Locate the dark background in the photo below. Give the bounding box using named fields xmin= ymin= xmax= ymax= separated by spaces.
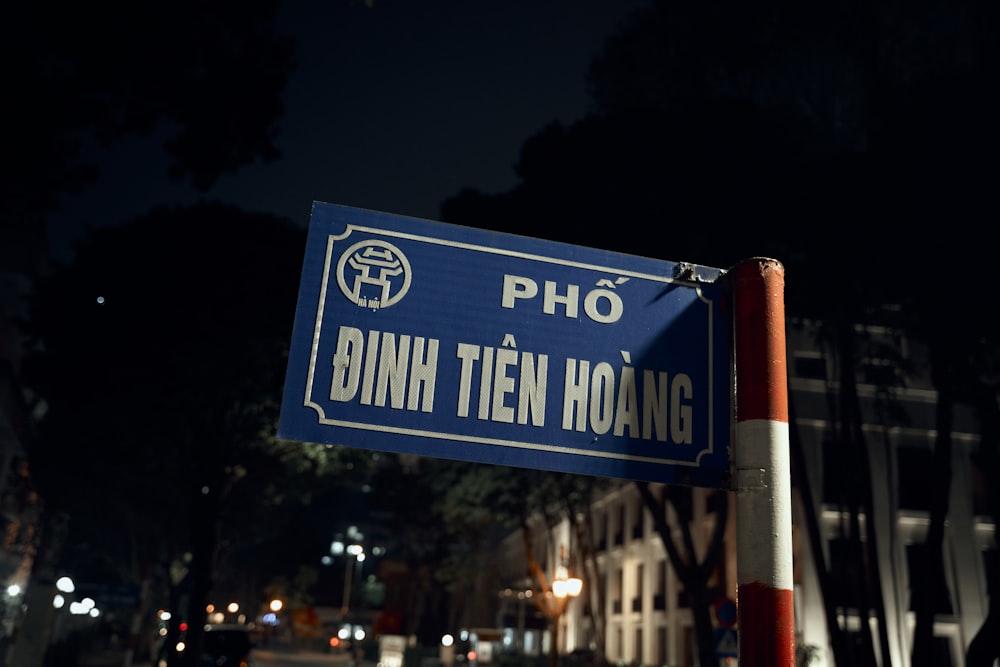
xmin=2 ymin=1 xmax=998 ymax=665
xmin=30 ymin=0 xmax=649 ymax=261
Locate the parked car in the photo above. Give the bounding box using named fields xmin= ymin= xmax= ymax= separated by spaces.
xmin=566 ymin=648 xmax=602 ymax=667
xmin=199 ymin=624 xmax=255 ymax=667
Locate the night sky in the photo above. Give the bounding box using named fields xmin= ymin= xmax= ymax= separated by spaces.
xmin=44 ymin=0 xmax=649 ymax=261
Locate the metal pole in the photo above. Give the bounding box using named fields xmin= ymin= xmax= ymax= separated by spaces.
xmin=731 ymin=258 xmax=795 ymax=667
xmin=342 ymin=555 xmax=355 ymax=618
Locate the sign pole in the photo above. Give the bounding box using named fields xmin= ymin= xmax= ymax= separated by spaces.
xmin=731 ymin=258 xmax=795 ymax=667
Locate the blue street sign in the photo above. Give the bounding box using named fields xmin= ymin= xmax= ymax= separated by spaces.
xmin=714 ymin=627 xmax=739 ymax=658
xmin=278 ymin=203 xmax=732 ymax=486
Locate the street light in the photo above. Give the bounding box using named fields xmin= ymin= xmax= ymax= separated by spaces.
xmin=551 ymin=575 xmax=582 ymax=600
xmin=341 ymin=544 xmax=364 ymax=617
xmin=547 ymin=571 xmax=582 ymax=667
xmin=530 ymin=546 xmax=583 ymax=667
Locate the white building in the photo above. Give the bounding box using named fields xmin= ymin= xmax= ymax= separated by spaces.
xmin=493 ymin=318 xmax=994 ymax=667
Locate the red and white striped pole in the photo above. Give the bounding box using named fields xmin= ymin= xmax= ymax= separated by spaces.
xmin=731 ymin=258 xmax=795 ymax=667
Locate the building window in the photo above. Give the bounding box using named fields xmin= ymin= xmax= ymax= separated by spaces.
xmin=654 ymin=561 xmax=666 ymax=611
xmin=822 ymin=437 xmax=852 ymax=505
xmin=858 ymin=326 xmax=906 ymax=387
xmin=984 ymin=548 xmax=998 ymax=596
xmin=595 ymin=510 xmax=607 ymax=551
xmin=971 ymin=465 xmax=990 ymax=518
xmin=612 ymin=568 xmax=623 ymax=615
xmin=632 ymin=563 xmax=644 ymax=612
xmin=634 ymin=627 xmax=642 ymax=664
xmin=931 ymin=636 xmax=956 ymax=667
xmin=860 ymin=357 xmax=899 ymax=386
xmin=843 ymin=629 xmax=867 ymax=661
xmin=827 ymin=537 xmax=872 ymax=612
xmin=656 ymin=626 xmax=667 ymax=666
xmin=906 ymin=543 xmax=953 ymax=615
xmin=897 ymin=446 xmax=934 ymax=512
xmin=793 ymin=353 xmax=827 ymax=380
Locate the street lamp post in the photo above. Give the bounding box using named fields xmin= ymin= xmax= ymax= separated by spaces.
xmin=527 ymin=545 xmax=582 ymax=667
xmin=341 ymin=544 xmax=364 ymax=618
xmin=547 ymin=571 xmax=582 ymax=667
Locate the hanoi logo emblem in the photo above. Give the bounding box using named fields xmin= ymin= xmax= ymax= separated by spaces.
xmin=336 ymin=239 xmax=412 ymax=311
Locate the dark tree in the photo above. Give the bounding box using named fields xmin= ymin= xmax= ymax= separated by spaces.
xmin=636 ymin=483 xmax=728 ymax=667
xmin=3 ymin=2 xmax=294 ymax=662
xmin=1 ymin=0 xmax=293 ymax=239
xmin=21 ymin=204 xmax=314 ymax=665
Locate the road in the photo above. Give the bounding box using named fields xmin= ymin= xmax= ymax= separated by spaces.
xmin=253 ymin=649 xmax=376 ymax=667
xmin=78 ymin=646 xmax=371 ymax=667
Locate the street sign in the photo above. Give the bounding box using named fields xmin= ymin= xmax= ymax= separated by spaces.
xmin=714 ymin=627 xmax=739 ymax=659
xmin=714 ymin=596 xmax=738 ymax=628
xmin=278 ymin=203 xmax=732 ymax=486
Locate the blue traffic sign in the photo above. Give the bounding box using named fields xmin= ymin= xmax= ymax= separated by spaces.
xmin=714 ymin=627 xmax=739 ymax=658
xmin=278 ymin=203 xmax=732 ymax=486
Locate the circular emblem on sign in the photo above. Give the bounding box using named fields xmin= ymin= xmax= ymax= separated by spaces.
xmin=336 ymin=239 xmax=412 ymax=310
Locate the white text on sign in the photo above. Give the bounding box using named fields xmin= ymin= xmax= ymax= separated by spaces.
xmin=501 ymin=274 xmax=625 ymax=324
xmin=327 ymin=326 xmax=694 ymax=445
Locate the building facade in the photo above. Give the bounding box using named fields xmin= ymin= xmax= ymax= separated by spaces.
xmin=494 ymin=318 xmax=994 ymax=667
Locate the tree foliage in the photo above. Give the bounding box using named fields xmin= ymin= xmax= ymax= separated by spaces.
xmin=429 ymin=461 xmax=613 ymax=656
xmin=430 ymin=459 xmax=548 ymax=626
xmin=635 ymin=483 xmax=727 ymax=667
xmin=21 ymin=203 xmax=360 ymax=663
xmin=2 ymin=0 xmax=293 ymax=234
